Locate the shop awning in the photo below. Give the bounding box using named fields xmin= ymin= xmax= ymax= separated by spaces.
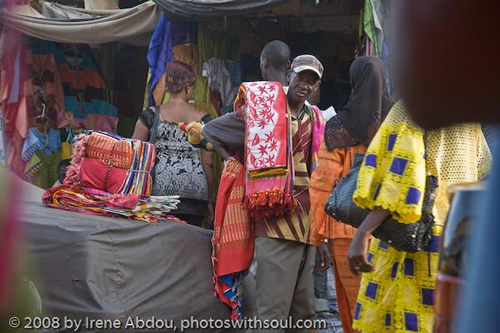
xmin=152 ymin=0 xmax=286 ymax=18
xmin=0 ymin=1 xmax=162 ymax=46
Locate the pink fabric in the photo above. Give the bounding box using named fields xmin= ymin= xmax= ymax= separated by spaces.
xmin=82 ymin=187 xmax=109 ymax=196
xmin=79 ymin=158 xmax=127 ymax=194
xmin=101 ymin=194 xmax=140 ymax=209
xmin=310 ymin=105 xmax=325 ymax=170
xmin=64 ymin=133 xmax=88 ymax=185
xmin=92 ymin=114 xmax=118 ymax=134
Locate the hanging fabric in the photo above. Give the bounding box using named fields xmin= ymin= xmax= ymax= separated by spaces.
xmin=1 ymin=28 xmax=29 ymax=175
xmin=147 ymin=14 xmax=173 ymax=106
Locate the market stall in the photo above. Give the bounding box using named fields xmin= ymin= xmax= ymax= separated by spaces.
xmin=0 ymin=1 xmax=160 ymax=184
xmin=0 ymin=0 xmax=396 ymax=329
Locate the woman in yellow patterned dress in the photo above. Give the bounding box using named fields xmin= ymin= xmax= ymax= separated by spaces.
xmin=347 ymin=101 xmax=491 ymax=333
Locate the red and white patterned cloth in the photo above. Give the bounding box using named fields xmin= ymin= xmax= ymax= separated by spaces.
xmin=234 ymin=82 xmax=293 ymax=218
xmin=235 ymin=82 xmax=288 ymax=173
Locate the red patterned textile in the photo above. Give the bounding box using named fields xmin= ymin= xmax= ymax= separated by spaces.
xmin=212 ymin=157 xmax=253 ymax=320
xmin=234 ymin=82 xmax=293 ymax=219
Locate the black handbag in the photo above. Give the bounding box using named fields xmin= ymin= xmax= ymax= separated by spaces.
xmin=325 ymin=153 xmax=438 ymax=253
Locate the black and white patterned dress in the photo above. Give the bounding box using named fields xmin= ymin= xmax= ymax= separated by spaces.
xmin=139 ymin=109 xmax=212 ymax=224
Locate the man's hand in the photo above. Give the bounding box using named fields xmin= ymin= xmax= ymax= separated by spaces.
xmin=315 ymin=242 xmax=331 ymax=271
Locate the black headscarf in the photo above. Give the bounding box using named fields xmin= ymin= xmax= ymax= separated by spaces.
xmin=335 ymin=56 xmax=393 ymax=146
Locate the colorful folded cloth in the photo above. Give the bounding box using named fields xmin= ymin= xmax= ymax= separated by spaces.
xmin=42 ymin=184 xmax=183 ymax=224
xmin=65 ymin=131 xmax=155 ymax=196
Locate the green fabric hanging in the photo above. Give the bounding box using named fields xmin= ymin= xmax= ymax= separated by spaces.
xmin=363 ymin=0 xmax=379 ymax=56
xmin=197 ymin=25 xmax=224 ymax=73
xmin=194 ymin=75 xmax=210 ymax=103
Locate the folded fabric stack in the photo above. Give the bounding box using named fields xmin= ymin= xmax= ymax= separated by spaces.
xmin=43 ymin=131 xmax=185 ymax=223
xmin=65 ymin=131 xmax=155 ymax=196
xmin=43 ymin=185 xmax=183 ymax=224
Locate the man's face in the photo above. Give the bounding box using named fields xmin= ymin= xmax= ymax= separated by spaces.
xmin=288 ymin=71 xmax=320 ymax=103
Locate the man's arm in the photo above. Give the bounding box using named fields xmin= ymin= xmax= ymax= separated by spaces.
xmin=202 ymin=112 xmax=245 ymax=160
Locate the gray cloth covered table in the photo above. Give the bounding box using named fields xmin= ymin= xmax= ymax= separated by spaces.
xmin=18 ymin=183 xmax=230 ymax=332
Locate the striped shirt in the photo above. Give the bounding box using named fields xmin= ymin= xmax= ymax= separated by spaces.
xmin=254 ymin=108 xmax=313 ymax=244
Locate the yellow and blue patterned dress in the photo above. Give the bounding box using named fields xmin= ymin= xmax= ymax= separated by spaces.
xmin=351 ymin=102 xmax=491 ymax=333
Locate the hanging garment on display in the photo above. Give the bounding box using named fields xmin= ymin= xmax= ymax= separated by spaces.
xmin=173 ymin=43 xmax=198 ymax=75
xmin=147 ymin=19 xmax=198 ymax=106
xmin=33 ymin=150 xmax=61 ymax=189
xmin=1 ymin=28 xmax=30 ymax=174
xmin=27 ymin=38 xmax=118 ymax=133
xmin=27 ymin=38 xmax=65 ymax=130
xmin=54 ymin=43 xmax=118 ymax=133
xmin=147 ymin=14 xmax=173 ymax=106
xmin=202 ymin=58 xmax=234 ymax=115
xmin=224 ymin=60 xmax=242 ymax=114
xmin=21 ymin=128 xmax=42 ymax=162
xmin=197 ymin=26 xmax=224 ymax=74
xmin=20 ymin=128 xmax=61 ymax=162
xmin=23 ymin=152 xmax=41 ymax=182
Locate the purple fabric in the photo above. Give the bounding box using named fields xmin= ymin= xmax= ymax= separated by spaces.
xmin=147 ymin=14 xmax=173 ymax=106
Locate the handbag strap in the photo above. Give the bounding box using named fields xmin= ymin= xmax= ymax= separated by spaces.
xmin=423 ymin=130 xmax=433 ymax=276
xmin=149 ymin=105 xmax=161 ymax=144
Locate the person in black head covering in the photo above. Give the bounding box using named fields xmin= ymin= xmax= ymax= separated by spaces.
xmin=309 ymin=56 xmax=392 ymax=333
xmin=334 ymin=56 xmax=393 ymax=148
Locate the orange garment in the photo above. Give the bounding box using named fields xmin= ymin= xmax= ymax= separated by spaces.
xmin=309 ymin=140 xmax=366 ymax=333
xmin=330 ymin=238 xmax=366 ymax=333
xmin=309 ymin=141 xmax=366 ymax=245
